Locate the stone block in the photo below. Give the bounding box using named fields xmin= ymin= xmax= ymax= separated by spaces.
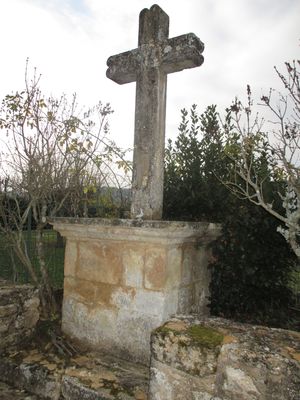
xmin=149 ymin=316 xmax=300 ymax=400
xmin=22 ymin=296 xmax=40 ymax=329
xmin=151 ymin=320 xmax=220 ymax=378
xmin=144 ymin=246 xmax=167 ymax=290
xmin=61 ymin=375 xmax=114 ymax=400
xmin=111 ymin=286 xmax=137 ymax=310
xmin=165 ymin=246 xmax=182 ymax=289
xmin=177 ymin=285 xmax=194 ymax=314
xmin=134 ymin=289 xmax=165 ymax=316
xmin=116 ymin=309 xmax=163 ymax=364
xmin=64 ymin=240 xmax=78 ymax=277
xmin=0 ymin=304 xmax=18 ymax=318
xmin=162 ymin=290 xmax=179 ymax=319
xmin=193 ymin=280 xmax=210 ymax=315
xmin=62 ymin=295 xmax=162 ymax=365
xmin=64 ymin=277 xmax=98 ymax=305
xmin=0 ymin=381 xmax=40 ymax=400
xmin=122 ymin=246 xmax=145 ymax=288
xmin=0 ymin=357 xmax=61 ymax=400
xmin=77 ymin=241 xmax=123 ymax=285
xmin=62 ymin=297 xmax=118 ymax=347
xmin=51 ymin=218 xmax=220 ymax=365
xmin=0 ymin=345 xmax=149 ymax=399
xmin=149 ymin=359 xmax=216 ymax=400
xmin=0 ymin=280 xmax=40 ymax=352
xmin=182 ymin=245 xmax=194 ymax=286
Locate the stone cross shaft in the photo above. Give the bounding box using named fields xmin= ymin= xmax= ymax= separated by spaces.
xmin=106 ymin=4 xmax=204 ymax=220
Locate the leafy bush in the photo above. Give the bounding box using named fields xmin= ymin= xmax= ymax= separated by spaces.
xmin=209 ymin=203 xmax=297 ymax=328
xmin=164 ymin=105 xmax=298 ymax=329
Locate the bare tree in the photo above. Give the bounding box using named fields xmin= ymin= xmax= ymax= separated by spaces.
xmin=222 ymin=59 xmax=300 ymax=259
xmin=0 ymin=63 xmax=129 ymax=316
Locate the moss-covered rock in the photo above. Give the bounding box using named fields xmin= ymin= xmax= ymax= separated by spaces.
xmin=186 ymin=325 xmax=223 ymax=348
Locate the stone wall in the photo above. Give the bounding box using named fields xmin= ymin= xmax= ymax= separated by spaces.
xmin=0 ymin=279 xmax=40 ymax=352
xmin=149 ymin=316 xmax=300 ymax=400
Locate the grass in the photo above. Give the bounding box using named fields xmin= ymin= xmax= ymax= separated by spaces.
xmin=0 ymin=229 xmax=65 ymax=288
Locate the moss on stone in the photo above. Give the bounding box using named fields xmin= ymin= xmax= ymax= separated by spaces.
xmin=155 ymin=325 xmax=176 ymax=336
xmin=186 ymin=325 xmax=223 ymax=349
xmin=155 ymin=323 xmax=224 ymax=350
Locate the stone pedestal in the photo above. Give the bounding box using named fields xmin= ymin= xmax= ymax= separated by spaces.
xmin=51 ymin=218 xmax=219 ymax=365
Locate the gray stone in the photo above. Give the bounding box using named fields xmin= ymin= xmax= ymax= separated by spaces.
xmin=106 ymin=4 xmax=204 ymax=219
xmin=0 ymin=345 xmax=149 ymax=400
xmin=0 ymin=279 xmax=40 ymax=353
xmin=61 ymin=376 xmax=114 ymax=400
xmin=0 ymin=358 xmax=61 ymax=400
xmin=149 ymin=316 xmax=300 ymax=400
xmin=0 ymin=381 xmax=41 ymax=399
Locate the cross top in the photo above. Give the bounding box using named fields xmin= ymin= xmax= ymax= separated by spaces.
xmin=138 ymin=4 xmax=169 ymax=45
xmin=107 ymin=5 xmax=204 ymax=220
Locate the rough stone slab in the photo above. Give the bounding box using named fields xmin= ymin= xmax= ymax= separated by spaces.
xmin=0 ymin=357 xmax=61 ymax=399
xmin=0 ymin=381 xmax=41 ymax=400
xmin=149 ymin=359 xmax=216 ymax=400
xmin=61 ymin=376 xmax=114 ymax=400
xmin=0 ymin=346 xmax=149 ymax=400
xmin=0 ymin=279 xmax=40 ymax=353
xmin=149 ymin=316 xmax=300 ymax=400
xmin=49 ymin=218 xmax=220 ymax=244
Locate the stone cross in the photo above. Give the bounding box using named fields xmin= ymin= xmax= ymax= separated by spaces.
xmin=106 ymin=4 xmax=204 ymax=220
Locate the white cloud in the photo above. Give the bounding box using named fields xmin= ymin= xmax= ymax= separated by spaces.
xmin=0 ymin=0 xmax=299 ymax=147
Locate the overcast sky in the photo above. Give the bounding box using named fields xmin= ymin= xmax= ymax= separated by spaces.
xmin=0 ymin=0 xmax=299 ymax=149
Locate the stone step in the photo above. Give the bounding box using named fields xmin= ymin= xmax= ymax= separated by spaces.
xmin=0 ymin=381 xmax=41 ymax=399
xmin=0 ymin=348 xmax=148 ymax=400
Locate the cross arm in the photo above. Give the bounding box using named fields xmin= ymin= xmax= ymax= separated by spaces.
xmin=161 ymin=33 xmax=204 ymax=74
xmin=106 ymin=48 xmax=140 ymax=84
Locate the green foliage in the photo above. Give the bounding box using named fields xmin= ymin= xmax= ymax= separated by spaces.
xmin=86 ymin=188 xmax=130 ymax=218
xmin=186 ymin=326 xmax=223 ymax=348
xmin=164 ymin=104 xmax=233 ymax=221
xmin=0 ymin=230 xmax=65 ymax=288
xmin=0 ymin=63 xmax=130 ymax=316
xmin=209 ymin=203 xmax=297 ymax=328
xmin=164 ymin=104 xmax=298 ymax=328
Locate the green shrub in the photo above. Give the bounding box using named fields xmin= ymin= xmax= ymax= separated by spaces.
xmin=164 ymin=105 xmax=298 ymax=329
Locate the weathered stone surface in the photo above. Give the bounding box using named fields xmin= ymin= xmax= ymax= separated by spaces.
xmin=61 ymin=376 xmax=115 ymax=400
xmin=0 ymin=357 xmax=61 ymax=399
xmin=51 ymin=218 xmax=219 ymax=365
xmin=0 ymin=381 xmax=41 ymax=399
xmin=149 ymin=359 xmax=217 ymax=400
xmin=106 ymin=5 xmax=204 ymax=219
xmin=64 ymin=240 xmax=78 ymax=277
xmin=0 ymin=279 xmax=40 ymax=352
xmin=149 ymin=316 xmax=300 ymax=400
xmin=0 ymin=345 xmax=149 ymax=400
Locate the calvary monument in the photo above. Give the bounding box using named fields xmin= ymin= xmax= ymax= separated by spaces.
xmin=51 ymin=4 xmax=219 ymax=365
